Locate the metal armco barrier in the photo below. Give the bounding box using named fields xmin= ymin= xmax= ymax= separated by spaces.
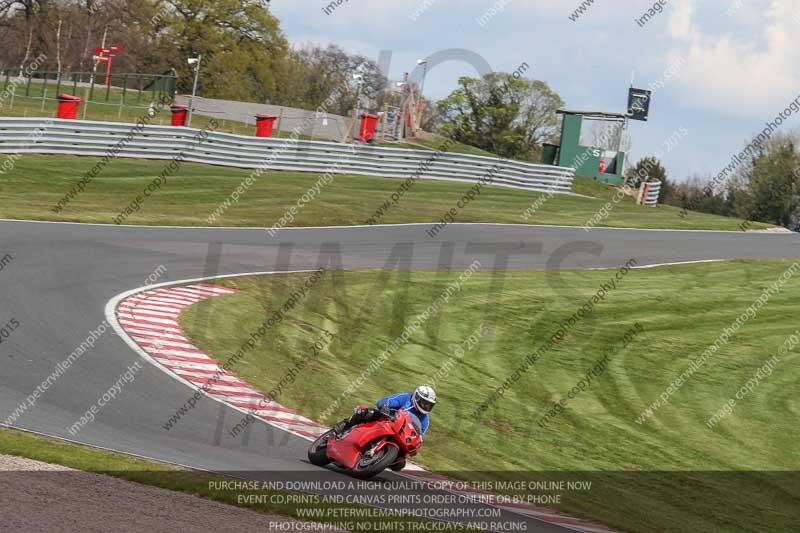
xmin=637 ymin=180 xmax=661 ymax=207
xmin=0 ymin=118 xmax=575 ymax=194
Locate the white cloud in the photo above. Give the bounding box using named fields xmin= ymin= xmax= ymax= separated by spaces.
xmin=667 ymin=0 xmax=693 ymax=40
xmin=667 ymin=0 xmax=800 ymax=118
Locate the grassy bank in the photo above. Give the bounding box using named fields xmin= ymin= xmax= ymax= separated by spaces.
xmin=0 ymin=154 xmax=768 ymax=230
xmin=179 ymin=261 xmax=800 ymax=532
xmin=377 ymin=134 xmax=498 ymax=158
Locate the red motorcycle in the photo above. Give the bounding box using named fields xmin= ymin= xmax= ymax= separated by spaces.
xmin=308 ymin=408 xmax=423 ymax=479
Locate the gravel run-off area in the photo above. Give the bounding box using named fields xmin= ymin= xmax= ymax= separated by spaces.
xmin=0 ymin=454 xmax=344 ymax=533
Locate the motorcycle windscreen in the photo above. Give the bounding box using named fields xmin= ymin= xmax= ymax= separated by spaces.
xmin=406 ymin=412 xmax=423 ymax=433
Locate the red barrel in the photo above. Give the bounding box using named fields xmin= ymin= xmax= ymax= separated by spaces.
xmin=255 ymin=114 xmax=278 ymax=138
xmin=56 ymin=94 xmax=83 ymax=120
xmin=359 ymin=113 xmax=380 ymax=143
xmin=170 ymin=105 xmax=189 ymax=126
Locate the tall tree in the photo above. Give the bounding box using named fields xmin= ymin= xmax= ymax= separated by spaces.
xmin=280 ymin=44 xmax=386 ymax=115
xmin=437 ymin=73 xmax=563 ymax=161
xmin=163 ymin=0 xmax=289 ymax=100
xmin=733 ymin=135 xmax=800 ymax=229
xmin=0 ymin=0 xmax=50 ymax=71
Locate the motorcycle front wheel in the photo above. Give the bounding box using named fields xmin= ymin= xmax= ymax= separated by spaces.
xmin=308 ymin=430 xmax=334 ymax=466
xmin=352 ymin=441 xmax=399 ymax=479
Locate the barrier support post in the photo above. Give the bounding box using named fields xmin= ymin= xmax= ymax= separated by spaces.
xmin=40 ymin=75 xmax=47 ymax=112
xmin=381 ymin=103 xmax=388 ymax=143
xmin=82 ymin=86 xmax=90 ymax=120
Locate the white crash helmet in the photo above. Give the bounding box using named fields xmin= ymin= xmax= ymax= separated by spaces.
xmin=412 ymin=385 xmax=436 ymax=414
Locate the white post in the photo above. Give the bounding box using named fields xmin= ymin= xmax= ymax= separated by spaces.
xmin=187 ymin=55 xmax=202 ymax=127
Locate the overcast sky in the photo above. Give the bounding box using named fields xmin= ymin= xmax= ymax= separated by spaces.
xmin=271 ymin=0 xmax=800 ymax=181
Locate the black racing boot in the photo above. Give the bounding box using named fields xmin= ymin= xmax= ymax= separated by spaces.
xmin=332 ymin=420 xmax=349 ymax=438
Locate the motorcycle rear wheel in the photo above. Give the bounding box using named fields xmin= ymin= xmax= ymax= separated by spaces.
xmin=308 ymin=430 xmax=334 ymax=466
xmin=352 ymin=441 xmax=399 ymax=479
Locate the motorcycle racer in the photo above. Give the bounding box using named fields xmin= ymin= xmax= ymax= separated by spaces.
xmin=332 ymin=385 xmax=436 ymax=437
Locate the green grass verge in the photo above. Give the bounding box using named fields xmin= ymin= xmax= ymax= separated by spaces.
xmin=1 ymin=154 xmax=768 ymax=230
xmin=0 ymin=427 xmax=468 ymax=531
xmin=179 ymin=260 xmax=800 ymax=532
xmin=377 ymin=135 xmax=498 ymax=158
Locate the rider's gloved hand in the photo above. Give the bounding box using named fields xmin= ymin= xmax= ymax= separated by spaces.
xmin=379 ymin=403 xmax=391 ymax=415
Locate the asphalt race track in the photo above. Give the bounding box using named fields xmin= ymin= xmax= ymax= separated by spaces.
xmin=1 ymin=219 xmax=799 ymax=531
